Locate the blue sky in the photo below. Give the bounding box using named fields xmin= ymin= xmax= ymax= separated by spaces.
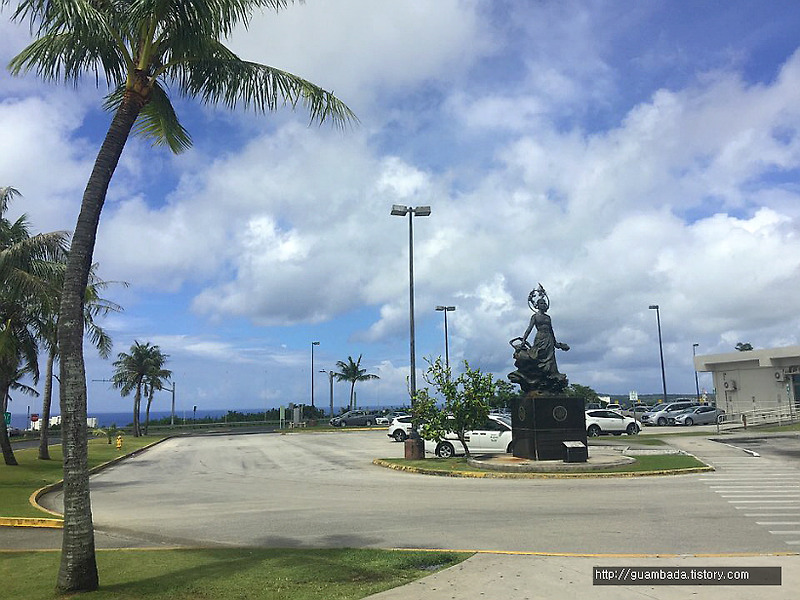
xmin=4 ymin=1 xmax=800 ymax=417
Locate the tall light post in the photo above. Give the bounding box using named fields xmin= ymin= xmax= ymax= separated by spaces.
xmin=435 ymin=305 xmax=456 ymax=374
xmin=649 ymin=305 xmax=668 ymax=403
xmin=391 ymin=204 xmax=431 ymax=402
xmin=692 ymin=343 xmax=700 ymax=402
xmin=320 ymin=369 xmax=335 ymax=418
xmin=311 ymin=341 xmax=320 ymax=408
xmin=163 ymin=381 xmax=176 ymax=426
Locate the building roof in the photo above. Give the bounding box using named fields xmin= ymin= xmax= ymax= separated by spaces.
xmin=695 ymin=346 xmax=800 ymax=372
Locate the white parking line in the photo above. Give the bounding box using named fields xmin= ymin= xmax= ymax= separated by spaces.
xmin=756 ymin=522 xmax=800 ymax=525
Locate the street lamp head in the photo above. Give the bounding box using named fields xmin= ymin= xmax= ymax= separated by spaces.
xmin=648 ymin=305 xmax=659 ymax=310
xmin=312 ymin=341 xmax=320 ymax=346
xmin=693 ymin=343 xmax=699 ymax=348
xmin=436 ymin=305 xmax=456 ymax=312
xmin=391 ymin=204 xmax=409 ymax=216
xmin=413 ymin=205 xmax=432 ymax=217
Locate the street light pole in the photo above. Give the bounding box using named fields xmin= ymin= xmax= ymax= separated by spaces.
xmin=391 ymin=204 xmax=431 ymax=402
xmin=649 ymin=305 xmax=668 ymax=403
xmin=321 ymin=369 xmax=335 ymax=418
xmin=435 ymin=305 xmax=456 ymax=374
xmin=311 ymin=341 xmax=320 ymax=408
xmin=692 ymin=343 xmax=700 ymax=402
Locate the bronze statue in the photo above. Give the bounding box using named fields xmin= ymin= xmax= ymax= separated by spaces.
xmin=508 ymin=284 xmax=570 ymax=394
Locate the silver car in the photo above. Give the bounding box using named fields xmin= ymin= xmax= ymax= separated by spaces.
xmin=672 ymin=405 xmax=724 ymax=426
xmin=640 ymin=401 xmax=696 ymax=426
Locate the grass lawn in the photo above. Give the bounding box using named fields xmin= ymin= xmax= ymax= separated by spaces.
xmin=0 ymin=435 xmax=164 ymax=519
xmin=380 ymin=453 xmax=708 ymax=476
xmin=1 ymin=547 xmax=469 ymax=600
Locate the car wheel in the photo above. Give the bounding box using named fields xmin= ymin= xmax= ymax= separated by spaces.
xmin=657 ymin=417 xmax=667 ymax=426
xmin=506 ymin=441 xmax=514 ymax=454
xmin=365 ymin=420 xmax=373 ymax=427
xmin=685 ymin=417 xmax=694 ymax=426
xmin=393 ymin=430 xmax=407 ymax=442
xmin=436 ymin=442 xmax=455 ymax=458
xmin=626 ymin=423 xmax=639 ymax=435
xmin=587 ymin=424 xmax=601 ymax=437
xmin=340 ymin=421 xmax=347 ymax=427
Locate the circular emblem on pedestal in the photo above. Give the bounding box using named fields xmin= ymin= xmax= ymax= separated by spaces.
xmin=518 ymin=405 xmax=526 ymax=423
xmin=552 ymin=405 xmax=568 ymax=422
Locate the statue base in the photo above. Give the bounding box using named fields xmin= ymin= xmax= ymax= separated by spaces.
xmin=511 ymin=394 xmax=587 ymax=461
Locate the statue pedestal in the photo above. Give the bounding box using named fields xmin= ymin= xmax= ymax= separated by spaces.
xmin=511 ymin=395 xmax=587 ymax=461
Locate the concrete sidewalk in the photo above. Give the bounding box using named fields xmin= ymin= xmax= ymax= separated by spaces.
xmin=366 ymin=553 xmax=799 ymax=600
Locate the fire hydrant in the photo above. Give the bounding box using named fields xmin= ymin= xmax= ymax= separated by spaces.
xmin=115 ymin=434 xmax=123 ymax=450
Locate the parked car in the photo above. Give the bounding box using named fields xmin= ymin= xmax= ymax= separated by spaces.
xmin=605 ymin=403 xmax=622 ymax=411
xmin=329 ymin=410 xmax=377 ymax=427
xmin=585 ymin=410 xmax=640 ymax=437
xmin=6 ymin=426 xmax=22 ymax=437
xmin=671 ymin=405 xmax=725 ymax=426
xmin=423 ymin=415 xmax=514 ymax=458
xmin=640 ymin=401 xmax=697 ymax=426
xmin=388 ymin=416 xmax=414 ymax=442
xmin=375 ymin=410 xmax=409 ymax=426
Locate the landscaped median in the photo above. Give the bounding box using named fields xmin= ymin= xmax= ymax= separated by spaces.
xmin=373 ymin=451 xmax=713 ymax=478
xmin=0 ymin=435 xmax=167 ymax=526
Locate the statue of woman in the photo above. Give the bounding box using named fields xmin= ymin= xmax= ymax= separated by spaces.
xmin=509 ymin=285 xmax=569 ymax=393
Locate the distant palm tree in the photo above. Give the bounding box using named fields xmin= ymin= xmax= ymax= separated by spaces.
xmin=142 ymin=348 xmax=171 ymax=435
xmin=37 ymin=266 xmax=124 ymax=460
xmin=112 ymin=341 xmax=168 ymax=437
xmin=334 ymin=355 xmax=379 ymax=411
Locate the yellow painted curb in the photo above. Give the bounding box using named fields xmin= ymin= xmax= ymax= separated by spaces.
xmin=391 ymin=547 xmax=800 ymax=558
xmin=0 ymin=517 xmax=63 ymax=528
xmin=372 ymin=458 xmax=714 ymax=479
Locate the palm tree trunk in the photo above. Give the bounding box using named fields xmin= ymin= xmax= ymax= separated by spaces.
xmin=133 ymin=387 xmax=141 ymax=437
xmin=350 ymin=382 xmax=355 ymax=411
xmin=56 ymin=92 xmax=145 ymax=593
xmin=0 ymin=384 xmax=18 ymax=466
xmin=38 ymin=349 xmax=56 ymax=460
xmin=144 ymin=389 xmax=153 ymax=435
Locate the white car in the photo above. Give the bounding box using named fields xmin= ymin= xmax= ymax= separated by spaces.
xmin=585 ymin=409 xmax=640 ymax=437
xmin=423 ymin=415 xmax=514 ymax=458
xmin=387 ymin=416 xmax=414 ymax=442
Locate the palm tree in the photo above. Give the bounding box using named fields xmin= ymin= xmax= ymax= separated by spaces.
xmin=141 ymin=347 xmax=170 ymax=436
xmin=112 ymin=341 xmax=161 ymax=437
xmin=37 ymin=267 xmax=124 ymax=460
xmin=5 ymin=2 xmax=355 ymax=591
xmin=334 ymin=355 xmax=380 ymax=411
xmin=0 ymin=186 xmax=67 ymax=465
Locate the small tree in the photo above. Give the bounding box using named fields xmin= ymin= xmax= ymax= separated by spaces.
xmin=735 ymin=342 xmax=753 ymax=352
xmin=492 ymin=379 xmax=520 ymax=410
xmin=565 ymin=383 xmax=600 ymax=407
xmin=415 ymin=358 xmax=494 ymax=458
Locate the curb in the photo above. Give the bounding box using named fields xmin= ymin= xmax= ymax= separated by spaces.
xmin=1 ymin=436 xmax=171 ymax=529
xmin=372 ymin=458 xmax=714 ymax=479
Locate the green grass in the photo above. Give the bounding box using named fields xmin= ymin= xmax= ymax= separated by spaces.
xmin=0 ymin=547 xmax=469 ymax=600
xmin=381 ymin=453 xmax=708 ymax=475
xmin=0 ymin=435 xmax=163 ymax=519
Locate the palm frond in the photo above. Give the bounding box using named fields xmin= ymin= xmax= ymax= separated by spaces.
xmin=105 ymin=82 xmax=191 ymax=152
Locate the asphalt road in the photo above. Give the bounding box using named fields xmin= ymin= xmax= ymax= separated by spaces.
xmin=38 ymin=429 xmax=800 ymax=555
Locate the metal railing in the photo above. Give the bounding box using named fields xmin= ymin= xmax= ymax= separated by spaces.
xmin=718 ymin=405 xmax=800 ymax=429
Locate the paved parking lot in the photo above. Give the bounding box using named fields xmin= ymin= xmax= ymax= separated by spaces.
xmin=37 ymin=430 xmax=800 ymax=555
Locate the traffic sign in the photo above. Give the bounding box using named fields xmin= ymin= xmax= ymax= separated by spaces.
xmin=3 ymin=412 xmax=10 ymax=426
xmin=30 ymin=414 xmax=39 ymax=423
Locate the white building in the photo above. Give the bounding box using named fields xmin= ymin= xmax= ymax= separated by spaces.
xmin=694 ymin=346 xmax=800 ymax=417
xmin=30 ymin=415 xmax=98 ymax=430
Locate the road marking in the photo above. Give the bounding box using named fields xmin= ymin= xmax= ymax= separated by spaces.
xmin=728 ymin=500 xmax=800 ymax=503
